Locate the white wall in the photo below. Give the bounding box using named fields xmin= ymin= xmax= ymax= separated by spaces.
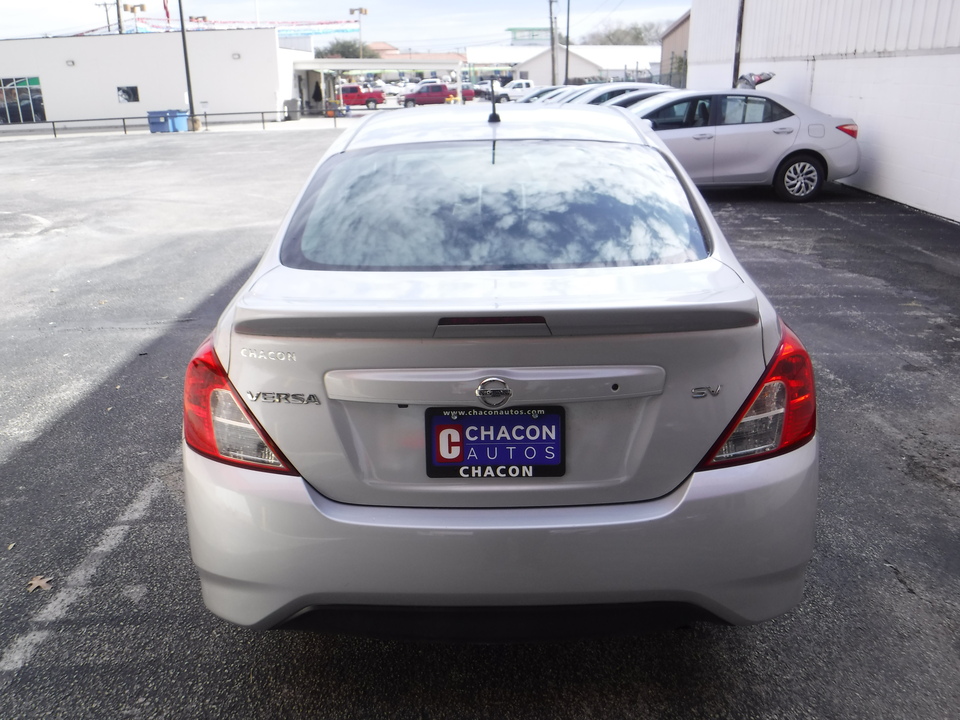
xmin=687 ymin=0 xmax=740 ymax=67
xmin=0 ymin=29 xmax=289 ymax=122
xmin=277 ymin=47 xmax=309 ymax=108
xmin=514 ymin=49 xmax=613 ymax=86
xmin=687 ymin=0 xmax=960 ymax=223
xmin=514 ymin=52 xmax=566 ymax=86
xmin=810 ymin=53 xmax=960 ymax=220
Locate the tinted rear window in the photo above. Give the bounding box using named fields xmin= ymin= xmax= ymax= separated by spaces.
xmin=280 ymin=140 xmax=708 ymax=271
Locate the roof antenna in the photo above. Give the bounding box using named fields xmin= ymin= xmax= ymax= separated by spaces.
xmin=488 ymin=82 xmax=500 ymax=123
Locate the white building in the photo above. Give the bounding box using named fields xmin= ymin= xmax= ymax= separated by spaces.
xmin=464 ymin=45 xmax=662 ymax=86
xmin=513 ymin=45 xmax=662 ymax=85
xmin=0 ymin=29 xmax=308 ymax=124
xmin=687 ymin=0 xmax=960 ymax=223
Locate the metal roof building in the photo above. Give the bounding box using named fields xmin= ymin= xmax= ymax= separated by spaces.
xmin=686 ymin=0 xmax=960 ymax=222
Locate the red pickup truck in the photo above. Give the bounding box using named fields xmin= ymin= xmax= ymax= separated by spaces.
xmin=339 ymin=84 xmax=385 ymax=109
xmin=400 ymin=83 xmax=474 ymax=107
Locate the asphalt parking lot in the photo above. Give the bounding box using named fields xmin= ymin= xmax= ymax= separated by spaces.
xmin=0 ymin=122 xmax=957 ymax=719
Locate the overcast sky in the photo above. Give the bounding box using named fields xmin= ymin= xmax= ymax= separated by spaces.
xmin=2 ymin=1 xmax=690 ymax=51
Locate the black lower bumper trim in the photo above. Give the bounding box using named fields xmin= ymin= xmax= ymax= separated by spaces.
xmin=275 ymin=602 xmax=727 ymax=642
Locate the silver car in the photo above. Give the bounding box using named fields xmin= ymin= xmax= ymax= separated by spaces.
xmin=601 ymin=87 xmax=673 ymax=110
xmin=562 ymin=82 xmax=672 ymax=105
xmin=630 ymin=89 xmax=860 ymax=201
xmin=515 ymin=85 xmax=566 ymax=103
xmin=183 ymin=103 xmax=819 ymax=636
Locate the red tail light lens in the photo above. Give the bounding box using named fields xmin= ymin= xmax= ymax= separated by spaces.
xmin=837 ymin=123 xmax=859 ymax=139
xmin=183 ymin=336 xmax=296 ymax=474
xmin=698 ymin=322 xmax=816 ymax=469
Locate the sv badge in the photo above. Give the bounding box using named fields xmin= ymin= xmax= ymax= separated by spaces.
xmin=691 ymin=385 xmax=722 ymax=399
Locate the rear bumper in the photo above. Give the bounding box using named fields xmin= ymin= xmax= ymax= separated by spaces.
xmin=826 ymin=138 xmax=861 ymax=181
xmin=184 ymin=439 xmax=818 ymax=631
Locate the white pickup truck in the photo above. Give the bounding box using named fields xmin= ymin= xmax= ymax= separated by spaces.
xmin=497 ymin=79 xmax=535 ymax=102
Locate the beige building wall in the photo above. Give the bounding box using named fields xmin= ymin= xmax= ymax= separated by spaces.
xmin=660 ymin=12 xmax=690 ymax=79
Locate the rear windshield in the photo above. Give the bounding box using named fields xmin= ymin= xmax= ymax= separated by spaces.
xmin=280 ymin=140 xmax=708 ymax=271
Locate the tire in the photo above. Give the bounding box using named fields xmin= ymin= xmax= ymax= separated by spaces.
xmin=404 ymin=99 xmax=416 ymax=108
xmin=775 ymin=154 xmax=825 ymax=202
xmin=366 ymin=100 xmax=377 ymax=110
xmin=497 ymin=94 xmax=509 ymax=103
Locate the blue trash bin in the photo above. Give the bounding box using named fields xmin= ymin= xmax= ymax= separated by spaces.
xmin=168 ymin=110 xmax=189 ymax=132
xmin=147 ymin=110 xmax=190 ymax=133
xmin=147 ymin=110 xmax=170 ymax=133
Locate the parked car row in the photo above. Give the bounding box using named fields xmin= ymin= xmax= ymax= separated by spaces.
xmin=513 ymin=81 xmax=860 ymax=202
xmin=337 ymin=79 xmax=859 ymax=205
xmin=516 ymin=81 xmax=672 ymax=108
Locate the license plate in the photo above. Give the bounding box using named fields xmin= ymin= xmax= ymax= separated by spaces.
xmin=425 ymin=406 xmax=565 ymax=478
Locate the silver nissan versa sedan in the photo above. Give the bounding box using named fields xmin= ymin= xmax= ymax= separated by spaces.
xmin=183 ymin=103 xmax=818 ymax=638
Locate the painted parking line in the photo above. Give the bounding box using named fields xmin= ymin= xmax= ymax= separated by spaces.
xmin=0 ymin=473 xmax=166 ymax=672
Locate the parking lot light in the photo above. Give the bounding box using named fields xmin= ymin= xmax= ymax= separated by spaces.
xmin=122 ymin=4 xmax=146 ymax=33
xmin=349 ymin=8 xmax=368 ymax=59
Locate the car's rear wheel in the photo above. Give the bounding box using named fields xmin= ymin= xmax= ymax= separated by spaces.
xmin=497 ymin=94 xmax=509 ymax=103
xmin=366 ymin=100 xmax=377 ymax=110
xmin=404 ymin=99 xmax=416 ymax=108
xmin=775 ymin=154 xmax=825 ymax=202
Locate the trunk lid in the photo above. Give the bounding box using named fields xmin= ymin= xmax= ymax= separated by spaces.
xmin=224 ymin=259 xmax=768 ymax=508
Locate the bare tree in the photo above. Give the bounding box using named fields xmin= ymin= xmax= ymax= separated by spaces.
xmin=581 ymin=21 xmax=664 ymax=45
xmin=315 ymin=39 xmax=380 ymax=59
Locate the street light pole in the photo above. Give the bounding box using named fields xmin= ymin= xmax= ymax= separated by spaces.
xmin=349 ymin=7 xmax=368 ymax=59
xmin=122 ymin=4 xmax=146 ymax=33
xmin=548 ymin=0 xmax=557 ymax=85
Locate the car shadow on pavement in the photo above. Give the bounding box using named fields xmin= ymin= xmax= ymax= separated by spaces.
xmin=699 ymin=181 xmax=865 ymax=206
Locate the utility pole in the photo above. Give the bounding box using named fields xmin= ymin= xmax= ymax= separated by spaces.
xmin=95 ymin=2 xmax=114 ymax=32
xmin=177 ymin=0 xmax=198 ymax=129
xmin=115 ymin=0 xmax=124 ymax=32
xmin=564 ymin=0 xmax=571 ymax=84
xmin=732 ymin=0 xmax=746 ymax=87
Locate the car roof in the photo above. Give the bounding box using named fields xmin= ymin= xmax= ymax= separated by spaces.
xmin=602 ymin=88 xmax=672 ymax=107
xmin=341 ymin=104 xmax=653 ymax=151
xmin=565 ymin=82 xmax=670 ymax=101
xmin=517 ymin=85 xmax=565 ymax=102
xmin=542 ymin=86 xmax=589 ymax=103
xmin=629 ymin=87 xmax=803 ymax=109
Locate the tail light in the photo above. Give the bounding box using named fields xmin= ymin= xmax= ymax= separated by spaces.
xmin=837 ymin=123 xmax=859 ymax=139
xmin=697 ymin=322 xmax=816 ymax=469
xmin=183 ymin=336 xmax=296 ymax=474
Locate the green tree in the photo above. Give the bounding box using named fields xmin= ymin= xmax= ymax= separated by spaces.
xmin=581 ymin=21 xmax=664 ymax=45
xmin=315 ymin=39 xmax=380 ymax=59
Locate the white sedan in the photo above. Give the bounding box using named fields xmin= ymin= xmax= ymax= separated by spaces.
xmin=630 ymin=89 xmax=860 ymax=201
xmin=183 ymin=103 xmax=819 ymax=637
